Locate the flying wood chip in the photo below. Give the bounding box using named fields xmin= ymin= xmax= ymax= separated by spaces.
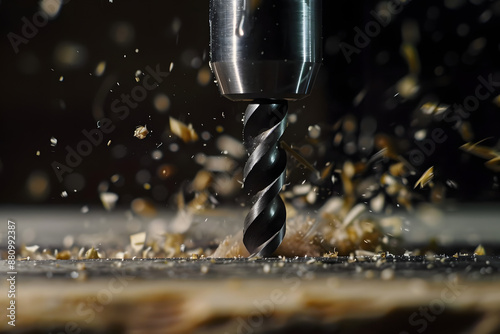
xmin=130 ymin=232 xmax=146 ymax=253
xmin=134 ymin=125 xmax=149 ymax=139
xmin=485 ymin=156 xmax=500 ymax=172
xmin=460 ymin=138 xmax=500 ymax=172
xmin=460 ymin=139 xmax=497 ymax=160
xmin=169 ymin=117 xmax=198 ymax=143
xmin=414 ymin=166 xmax=434 ymax=189
xmin=99 ymin=192 xmax=118 ymax=211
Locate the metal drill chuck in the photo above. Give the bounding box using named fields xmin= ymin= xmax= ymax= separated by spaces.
xmin=209 ymin=0 xmax=322 ymax=101
xmin=243 ymin=102 xmax=288 ymax=256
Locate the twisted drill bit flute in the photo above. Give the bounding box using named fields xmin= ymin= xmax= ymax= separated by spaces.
xmin=209 ymin=0 xmax=322 ymax=256
xmin=243 ymin=102 xmax=287 ymax=256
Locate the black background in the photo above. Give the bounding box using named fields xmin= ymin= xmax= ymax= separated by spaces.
xmin=1 ymin=0 xmax=499 ymax=207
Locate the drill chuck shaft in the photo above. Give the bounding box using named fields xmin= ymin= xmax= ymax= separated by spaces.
xmin=209 ymin=0 xmax=322 ymax=101
xmin=243 ymin=102 xmax=288 ymax=256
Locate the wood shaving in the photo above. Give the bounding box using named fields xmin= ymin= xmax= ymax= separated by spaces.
xmin=130 ymin=232 xmax=146 ymax=253
xmin=134 ymin=125 xmax=149 ymax=139
xmin=203 ymin=156 xmax=236 ymax=172
xmin=389 ymin=162 xmax=408 ymax=177
xmin=85 ymin=247 xmax=100 ymax=259
xmin=474 ymin=244 xmax=486 ymax=256
xmin=280 ymin=141 xmax=319 ymax=176
xmin=485 ymin=156 xmax=500 ymax=172
xmin=169 ymin=209 xmax=193 ymax=234
xmin=414 ymin=166 xmax=434 ymax=189
xmin=100 ymin=192 xmax=118 ymax=211
xmin=56 ymin=250 xmax=71 ymax=260
xmin=460 ymin=138 xmax=500 ymax=172
xmin=169 ymin=117 xmax=198 ymax=142
xmin=25 ymin=245 xmax=40 ymax=253
xmin=396 ymin=74 xmax=419 ymax=99
xmin=460 ymin=138 xmax=497 ymax=160
xmin=216 ymin=135 xmax=246 ymax=159
xmin=191 ymin=170 xmax=213 ymax=192
xmin=131 ymin=198 xmax=157 ymax=217
xmin=94 ymin=61 xmax=106 ymax=76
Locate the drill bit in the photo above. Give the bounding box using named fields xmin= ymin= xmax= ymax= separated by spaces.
xmin=242 ymin=101 xmax=288 ymax=257
xmin=209 ymin=0 xmax=322 ymax=257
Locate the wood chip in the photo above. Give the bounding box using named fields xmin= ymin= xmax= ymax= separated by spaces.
xmin=396 ymin=74 xmax=419 ymax=99
xmin=485 ymin=156 xmax=500 ymax=172
xmin=216 ymin=135 xmax=246 ymax=159
xmin=169 ymin=117 xmax=198 ymax=142
xmin=134 ymin=125 xmax=149 ymax=139
xmin=131 ymin=198 xmax=157 ymax=217
xmin=460 ymin=138 xmax=500 ymax=172
xmin=25 ymin=245 xmax=40 ymax=253
xmin=56 ymin=250 xmax=71 ymax=260
xmin=130 ymin=232 xmax=146 ymax=253
xmin=459 ymin=138 xmax=497 ymax=160
xmin=191 ymin=170 xmax=213 ymax=192
xmin=474 ymin=244 xmax=486 ymax=256
xmin=99 ymin=192 xmax=118 ymax=211
xmin=85 ymin=247 xmax=100 ymax=259
xmin=414 ymin=166 xmax=434 ymax=189
xmin=342 ymin=203 xmax=366 ymax=227
xmin=203 ymin=156 xmax=236 ymax=172
xmin=370 ymin=193 xmax=385 ymax=213
xmin=94 ymin=61 xmax=106 ymax=76
xmin=389 ymin=162 xmax=407 ymax=177
xmin=280 ymin=141 xmax=319 ymax=175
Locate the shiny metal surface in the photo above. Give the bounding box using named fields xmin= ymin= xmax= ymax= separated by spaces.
xmin=242 ymin=102 xmax=288 ymax=256
xmin=209 ymin=0 xmax=322 ymax=101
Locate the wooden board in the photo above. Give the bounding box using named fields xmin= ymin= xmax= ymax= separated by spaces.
xmin=2 ymin=256 xmax=500 ymax=334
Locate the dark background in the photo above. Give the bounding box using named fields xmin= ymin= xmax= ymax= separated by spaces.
xmin=1 ymin=0 xmax=499 ymax=208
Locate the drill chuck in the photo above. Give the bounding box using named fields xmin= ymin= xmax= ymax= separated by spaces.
xmin=209 ymin=0 xmax=322 ymax=101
